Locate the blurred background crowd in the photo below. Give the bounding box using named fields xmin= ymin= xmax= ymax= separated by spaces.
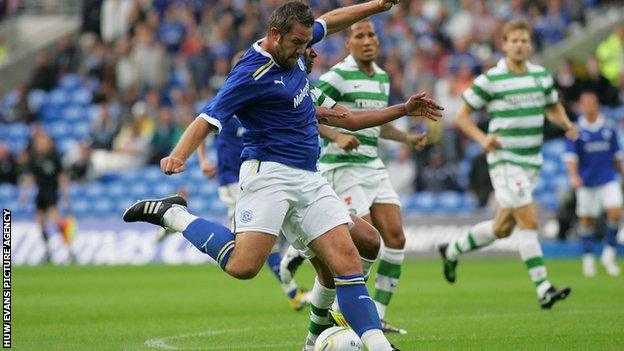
xmin=1 ymin=0 xmax=624 ymax=221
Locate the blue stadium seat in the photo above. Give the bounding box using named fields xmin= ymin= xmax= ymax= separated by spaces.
xmin=49 ymin=89 xmax=70 ymax=107
xmin=438 ymin=191 xmax=462 ymax=211
xmin=542 ymin=139 xmax=567 ymax=159
xmin=412 ymin=192 xmax=436 ymax=213
xmin=27 ymin=89 xmax=49 ymax=112
xmin=62 ymin=106 xmax=86 ymax=121
xmin=59 ymin=74 xmax=82 ymax=91
xmin=130 ymin=183 xmax=150 ymax=198
xmin=85 ymin=182 xmax=106 ymax=197
xmin=71 ymin=89 xmax=92 ymax=106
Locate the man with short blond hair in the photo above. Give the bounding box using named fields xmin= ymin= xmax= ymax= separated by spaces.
xmin=438 ymin=20 xmax=577 ymax=309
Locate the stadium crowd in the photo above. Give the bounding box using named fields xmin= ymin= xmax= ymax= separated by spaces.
xmin=1 ymin=0 xmax=624 ymax=208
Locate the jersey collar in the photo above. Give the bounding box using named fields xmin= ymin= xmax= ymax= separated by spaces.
xmin=579 ymin=114 xmax=605 ymax=132
xmin=344 ymin=54 xmax=382 ymax=74
xmin=253 ymin=38 xmax=282 ymax=68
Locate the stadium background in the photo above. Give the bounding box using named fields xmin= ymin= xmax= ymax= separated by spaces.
xmin=3 ymin=1 xmax=624 ymax=351
xmin=2 ymin=0 xmax=624 ymax=264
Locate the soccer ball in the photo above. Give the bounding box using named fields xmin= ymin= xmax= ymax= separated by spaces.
xmin=314 ymin=326 xmax=363 ymax=351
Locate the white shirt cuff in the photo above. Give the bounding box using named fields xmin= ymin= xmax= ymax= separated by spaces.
xmin=198 ymin=113 xmax=222 ymax=133
xmin=315 ymin=19 xmax=327 ymax=40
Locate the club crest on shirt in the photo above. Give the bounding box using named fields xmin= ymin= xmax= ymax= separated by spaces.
xmin=240 ymin=209 xmax=253 ymax=223
xmin=298 ymin=58 xmax=305 ymax=71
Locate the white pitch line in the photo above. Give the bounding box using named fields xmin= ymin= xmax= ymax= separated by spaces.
xmin=145 ymin=325 xmax=303 ymax=350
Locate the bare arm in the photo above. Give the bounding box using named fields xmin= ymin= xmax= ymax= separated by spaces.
xmin=197 ymin=140 xmax=217 ymax=177
xmin=455 ymin=102 xmax=501 ymax=152
xmin=321 ymin=92 xmax=443 ymax=131
xmin=161 ymin=118 xmax=216 ymax=175
xmin=545 ymin=103 xmax=578 ymax=140
xmin=565 ymin=157 xmax=582 ymax=189
xmin=319 ymin=0 xmax=399 ymax=36
xmin=319 ymin=124 xmax=361 ymax=152
xmin=380 ymin=123 xmax=408 ymax=143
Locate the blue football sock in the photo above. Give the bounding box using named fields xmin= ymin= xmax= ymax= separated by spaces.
xmin=182 ymin=218 xmax=235 ymax=269
xmin=578 ymin=225 xmax=594 ymax=254
xmin=335 ymin=274 xmax=382 ymax=337
xmin=266 ymin=251 xmax=283 ymax=282
xmin=605 ymin=220 xmax=618 ymax=247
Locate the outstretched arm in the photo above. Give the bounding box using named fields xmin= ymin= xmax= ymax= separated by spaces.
xmin=319 ymin=0 xmax=399 ymax=36
xmin=380 ymin=124 xmax=428 ymax=151
xmin=320 ymin=92 xmax=443 ymax=131
xmin=161 ymin=118 xmax=216 ymax=175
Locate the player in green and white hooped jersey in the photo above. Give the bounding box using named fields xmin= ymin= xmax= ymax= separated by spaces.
xmin=316 ymin=20 xmax=426 ymax=332
xmin=438 ymin=20 xmax=578 ymax=309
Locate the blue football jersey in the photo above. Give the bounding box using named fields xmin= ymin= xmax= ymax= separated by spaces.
xmin=198 ymin=20 xmax=327 ymax=172
xmin=214 ymin=116 xmax=244 ymax=186
xmin=565 ymin=116 xmax=623 ymax=187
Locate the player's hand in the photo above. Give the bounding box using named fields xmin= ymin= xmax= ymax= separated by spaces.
xmin=404 ymin=92 xmax=444 ymax=122
xmin=377 ymin=0 xmax=400 ymax=11
xmin=160 ymin=156 xmax=186 ymax=175
xmin=564 ymin=124 xmax=579 ymax=141
xmin=406 ymin=132 xmax=427 ymax=151
xmin=570 ymin=174 xmax=583 ymax=189
xmin=316 ymin=106 xmax=348 ymax=124
xmin=200 ymin=160 xmax=217 ymax=178
xmin=335 ymin=133 xmax=360 ymax=152
xmin=480 ymin=134 xmax=501 ymax=152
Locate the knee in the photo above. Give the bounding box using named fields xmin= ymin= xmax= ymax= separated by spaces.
xmin=493 ymin=223 xmax=513 ymax=238
xmin=382 ymin=227 xmax=405 ymax=249
xmin=333 ymin=245 xmax=363 ymax=276
xmin=353 ymin=226 xmax=380 ymax=259
xmin=225 ymin=261 xmax=262 ymax=280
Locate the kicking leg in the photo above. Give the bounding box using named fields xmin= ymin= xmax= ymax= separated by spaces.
xmin=309 ymin=224 xmax=394 ymax=351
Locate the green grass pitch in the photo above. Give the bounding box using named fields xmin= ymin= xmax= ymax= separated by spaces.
xmin=14 ymin=258 xmax=623 ymax=350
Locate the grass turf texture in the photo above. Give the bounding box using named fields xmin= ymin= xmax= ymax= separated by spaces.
xmin=15 ymin=259 xmax=623 ymax=350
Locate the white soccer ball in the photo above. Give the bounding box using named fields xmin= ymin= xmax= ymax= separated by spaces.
xmin=314 ymin=326 xmax=363 ymax=351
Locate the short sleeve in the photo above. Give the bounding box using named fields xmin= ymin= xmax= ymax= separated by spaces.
xmin=198 ymin=69 xmax=256 ymax=132
xmin=310 ymin=85 xmax=336 ymax=109
xmin=563 ymin=136 xmax=578 ymax=162
xmin=462 ymin=74 xmax=491 ymax=110
xmin=310 ymin=19 xmax=327 ymax=46
xmin=543 ymin=73 xmax=559 ymax=107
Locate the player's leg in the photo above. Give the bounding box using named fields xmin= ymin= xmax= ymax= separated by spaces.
xmin=576 ymin=185 xmax=599 ymax=277
xmin=439 ymin=209 xmax=515 ymax=283
xmin=578 ymin=216 xmax=597 ymax=277
xmin=48 ymin=204 xmax=74 ymax=262
xmin=513 ymin=203 xmax=571 ymax=308
xmin=303 ymin=257 xmax=336 ymax=350
xmin=36 ymin=208 xmax=50 ymax=263
xmin=369 ymin=203 xmax=406 ymax=331
xmin=265 ymin=239 xmax=309 ymax=310
xmin=600 ymin=181 xmax=622 ymax=276
xmin=309 ymin=225 xmax=395 ymax=351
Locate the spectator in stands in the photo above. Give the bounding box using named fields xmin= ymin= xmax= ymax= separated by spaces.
xmin=555 ymin=59 xmax=584 ymax=110
xmin=387 ymin=145 xmax=416 ymax=194
xmin=434 ymin=63 xmax=474 ymax=161
xmin=54 ymin=34 xmax=81 ymax=75
xmin=91 ymin=115 xmax=150 ymax=177
xmin=90 ymin=103 xmax=120 ymax=150
xmin=421 ymin=147 xmax=462 ymax=193
xmin=19 ymin=131 xmax=71 ymax=263
xmin=148 ymin=107 xmax=175 ymax=165
xmin=100 ymin=0 xmax=134 ymax=43
xmin=63 ymin=139 xmax=92 ymax=183
xmin=114 ymin=36 xmax=138 ymax=92
xmin=29 ymin=52 xmax=57 ymax=91
xmin=157 ymin=6 xmax=187 ymax=56
xmin=582 ymin=56 xmax=620 ymax=107
xmin=534 ymin=0 xmax=571 ymax=47
xmin=596 ymin=25 xmax=624 ymax=86
xmin=444 ymin=0 xmax=474 ymax=43
xmin=0 ymin=142 xmax=18 ymax=185
xmin=132 ymin=23 xmax=166 ymax=90
xmin=3 ymin=84 xmax=34 ymax=124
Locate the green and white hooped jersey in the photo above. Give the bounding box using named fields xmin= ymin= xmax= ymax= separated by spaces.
xmin=462 ymin=59 xmax=559 ymax=171
xmin=316 ymin=55 xmax=390 ymax=172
